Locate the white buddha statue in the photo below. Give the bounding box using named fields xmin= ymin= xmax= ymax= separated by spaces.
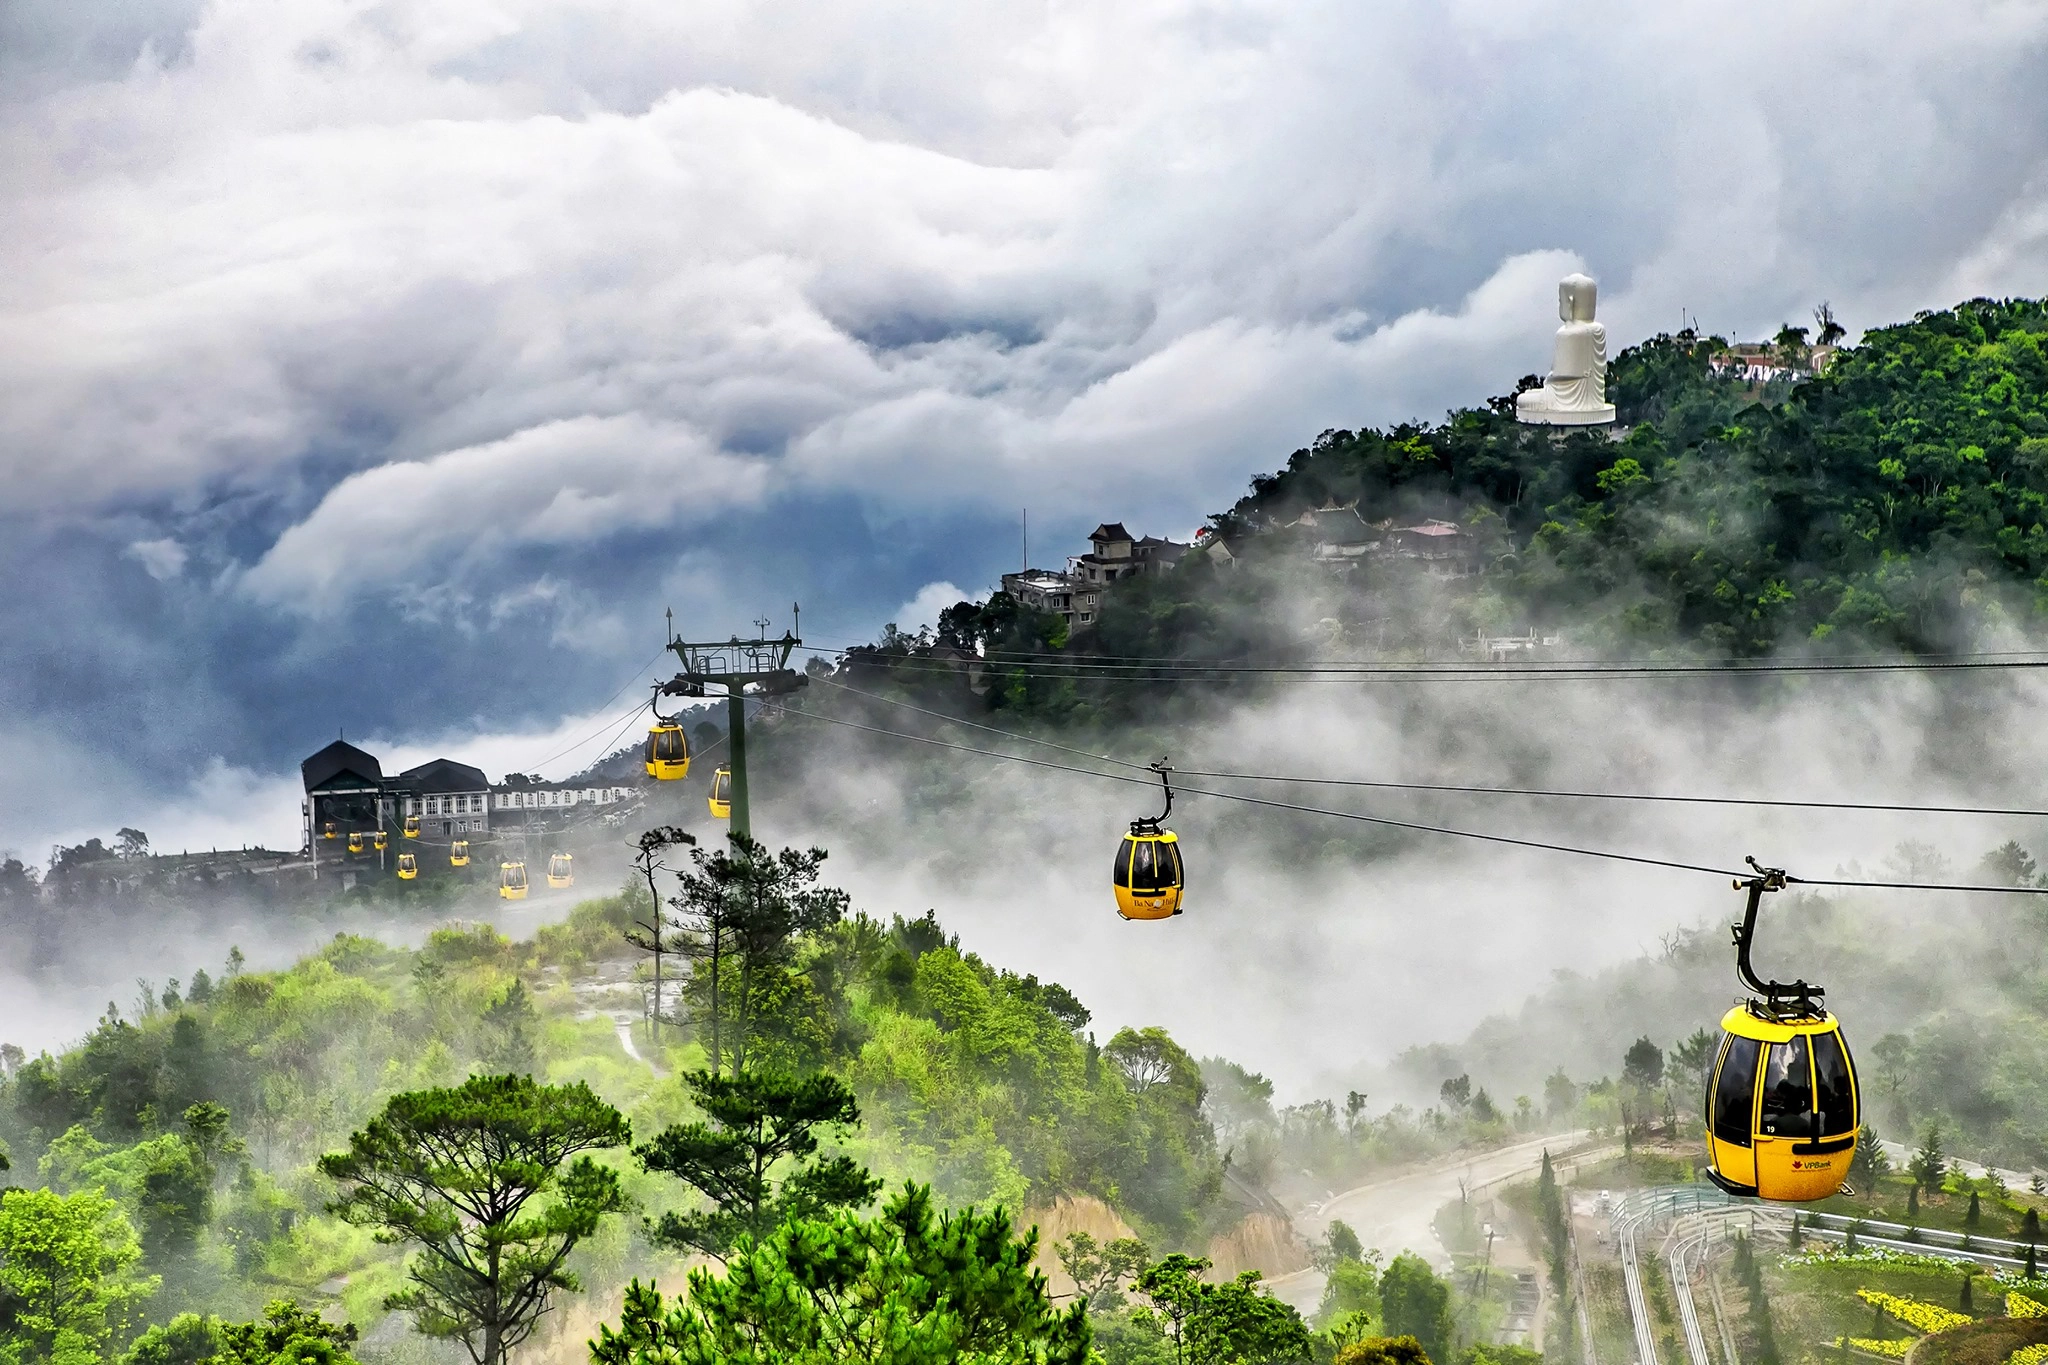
xmin=1516 ymin=272 xmax=1616 ymax=426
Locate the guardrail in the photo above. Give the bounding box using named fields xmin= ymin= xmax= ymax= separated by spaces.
xmin=1612 ymin=1188 xmax=1747 ymax=1365
xmin=1797 ymin=1210 xmax=2040 ymax=1262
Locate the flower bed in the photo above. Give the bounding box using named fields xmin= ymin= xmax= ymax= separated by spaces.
xmin=1794 ymin=1247 xmax=1997 ymax=1275
xmin=1834 ymin=1337 xmax=1915 ymax=1358
xmin=1859 ymin=1289 xmax=1973 ymax=1335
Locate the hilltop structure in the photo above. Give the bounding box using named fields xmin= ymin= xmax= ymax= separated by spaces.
xmin=299 ymin=739 xmax=639 ymax=878
xmin=1001 ymin=522 xmax=1192 ymax=630
xmin=1515 ymin=272 xmax=1616 ymax=426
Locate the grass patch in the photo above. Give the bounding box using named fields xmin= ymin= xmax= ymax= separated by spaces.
xmin=1585 ymin=1261 xmax=1638 ymax=1365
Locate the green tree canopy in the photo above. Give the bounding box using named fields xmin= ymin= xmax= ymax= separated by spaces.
xmin=1910 ymin=1125 xmax=1946 ymax=1192
xmin=1335 ymin=1336 xmax=1434 ymax=1365
xmin=121 ymin=1300 xmax=359 ymax=1365
xmin=1377 ymin=1255 xmax=1453 ymax=1365
xmin=590 ymin=1182 xmax=1089 ymax=1365
xmin=1128 ymin=1252 xmax=1312 ymax=1365
xmin=673 ymin=835 xmax=849 ymax=1075
xmin=1055 ymin=1230 xmax=1151 ymax=1312
xmin=1622 ymin=1037 xmax=1664 ymax=1091
xmin=319 ymin=1074 xmax=629 ymax=1365
xmin=0 ymin=1186 xmax=157 ymax=1365
xmin=635 ymin=1067 xmax=880 ymax=1258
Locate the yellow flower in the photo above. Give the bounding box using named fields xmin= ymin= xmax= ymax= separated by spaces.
xmin=1856 ymin=1289 xmax=1972 ymax=1335
xmin=1832 ymin=1337 xmax=1915 ymax=1358
xmin=2007 ymin=1344 xmax=2048 ymax=1365
xmin=2010 ymin=1294 xmax=2048 ymax=1320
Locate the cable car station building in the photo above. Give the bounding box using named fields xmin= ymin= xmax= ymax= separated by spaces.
xmin=299 ymin=739 xmax=637 ymax=877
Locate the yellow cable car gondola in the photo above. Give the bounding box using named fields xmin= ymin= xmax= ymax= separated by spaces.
xmin=450 ymin=839 xmax=470 ymax=867
xmin=323 ymin=820 xmax=338 ymax=840
xmin=547 ymin=853 xmax=574 ymax=888
xmin=403 ymin=813 xmax=421 ymax=838
xmin=499 ymin=861 xmax=528 ymax=900
xmin=645 ymin=724 xmax=691 ymax=781
xmin=1113 ymin=761 xmax=1185 ymax=920
xmin=1704 ymin=860 xmax=1860 ymax=1202
xmin=347 ymin=830 xmax=365 ymax=854
xmin=708 ymin=766 xmax=732 ymax=819
xmin=373 ymin=829 xmax=388 ymax=852
xmin=396 ymin=852 xmax=418 ymax=880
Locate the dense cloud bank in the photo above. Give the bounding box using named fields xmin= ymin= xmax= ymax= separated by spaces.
xmin=5 ymin=0 xmax=2048 ymax=857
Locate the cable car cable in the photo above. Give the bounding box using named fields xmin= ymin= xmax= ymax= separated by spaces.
xmin=801 ymin=653 xmax=2045 ymax=688
xmin=799 ymin=635 xmax=2048 ymax=670
xmin=513 ymin=645 xmax=670 ymax=772
xmin=799 ymin=643 xmax=2048 ymax=680
xmin=783 ymin=703 xmax=2048 ymax=895
xmin=810 ymin=675 xmax=2048 ymax=819
xmin=784 ymin=704 xmax=1744 ymax=878
xmin=1170 ymin=770 xmax=2048 ymax=820
xmin=1784 ymin=873 xmax=2048 ymax=895
xmin=810 ymin=675 xmax=1150 ymax=772
xmin=526 ymin=697 xmax=653 ymax=776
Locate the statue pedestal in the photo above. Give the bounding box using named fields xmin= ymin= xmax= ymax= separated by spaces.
xmin=1515 ymin=400 xmax=1616 ymax=427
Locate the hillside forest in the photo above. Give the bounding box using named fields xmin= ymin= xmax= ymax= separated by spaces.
xmin=5 ymin=296 xmax=2048 ymax=1365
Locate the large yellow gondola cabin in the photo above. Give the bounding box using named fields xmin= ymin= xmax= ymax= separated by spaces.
xmin=708 ymin=767 xmax=732 ymax=819
xmin=1703 ymin=861 xmax=1860 ymax=1202
xmin=499 ymin=861 xmax=528 ymax=900
xmin=323 ymin=820 xmax=338 ymax=840
xmin=1114 ymin=829 xmax=1184 ymax=919
xmin=645 ymin=724 xmax=691 ymax=780
xmin=372 ymin=829 xmax=388 ymax=852
xmin=347 ymin=830 xmax=365 ymax=854
xmin=450 ymin=839 xmax=470 ymax=867
xmin=396 ymin=853 xmax=418 ymax=880
xmin=547 ymin=853 xmax=574 ymax=888
xmin=403 ymin=813 xmax=421 ymax=838
xmin=1113 ymin=762 xmax=1184 ymax=920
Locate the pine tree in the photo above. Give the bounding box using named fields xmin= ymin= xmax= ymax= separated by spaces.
xmin=2023 ymin=1207 xmax=2040 ymax=1243
xmin=1908 ymin=1185 xmax=1920 ymax=1218
xmin=1966 ymin=1190 xmax=1982 ymax=1230
xmin=1788 ymin=1213 xmax=1803 ymax=1250
xmin=1911 ymin=1126 xmax=1946 ymax=1192
xmin=1960 ymin=1272 xmax=1974 ymax=1312
xmin=2024 ymin=1242 xmax=2038 ymax=1279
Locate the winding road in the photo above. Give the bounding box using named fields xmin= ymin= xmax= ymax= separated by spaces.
xmin=1266 ymin=1133 xmax=1591 ymax=1313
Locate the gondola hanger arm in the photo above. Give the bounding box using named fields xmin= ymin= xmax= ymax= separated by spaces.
xmin=1149 ymin=758 xmax=1174 ymax=824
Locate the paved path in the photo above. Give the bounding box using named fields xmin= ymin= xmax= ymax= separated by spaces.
xmin=1878 ymin=1138 xmax=2041 ymax=1190
xmin=614 ymin=1018 xmax=665 ymax=1076
xmin=1266 ymin=1132 xmax=1591 ymax=1313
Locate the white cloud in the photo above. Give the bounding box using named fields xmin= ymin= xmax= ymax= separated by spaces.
xmin=4 ymin=0 xmax=2044 ymax=625
xmin=125 ymin=536 xmax=187 ymax=580
xmin=890 ymin=580 xmax=968 ymax=636
xmin=240 ymin=414 xmax=770 ymax=606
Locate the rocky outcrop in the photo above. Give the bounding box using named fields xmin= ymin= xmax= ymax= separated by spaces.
xmin=1206 ymin=1209 xmax=1312 ymax=1281
xmin=1021 ymin=1194 xmax=1139 ymax=1300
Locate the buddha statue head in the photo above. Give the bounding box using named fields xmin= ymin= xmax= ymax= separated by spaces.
xmin=1558 ymin=273 xmax=1598 ymax=324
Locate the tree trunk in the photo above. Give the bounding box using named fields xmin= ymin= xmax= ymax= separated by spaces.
xmin=708 ymin=919 xmax=723 ymax=1077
